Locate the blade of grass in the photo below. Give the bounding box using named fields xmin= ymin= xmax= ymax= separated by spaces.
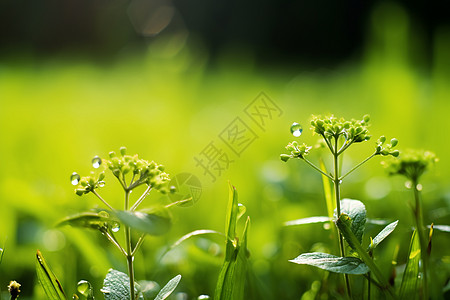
xmin=36 ymin=250 xmax=66 ymax=300
xmin=399 ymin=230 xmax=420 ymax=300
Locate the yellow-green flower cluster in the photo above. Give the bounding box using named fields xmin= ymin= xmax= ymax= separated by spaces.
xmin=281 ymin=141 xmax=312 ymax=162
xmin=310 ymin=114 xmax=371 ymax=143
xmin=383 ymin=149 xmax=438 ymax=182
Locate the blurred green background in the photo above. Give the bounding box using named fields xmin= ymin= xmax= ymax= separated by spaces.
xmin=1 ymin=1 xmax=449 ymax=299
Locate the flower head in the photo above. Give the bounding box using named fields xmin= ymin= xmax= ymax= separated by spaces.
xmin=383 ymin=149 xmax=438 ymax=182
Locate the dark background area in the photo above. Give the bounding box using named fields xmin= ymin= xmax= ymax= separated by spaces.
xmin=1 ymin=0 xmax=449 ymax=66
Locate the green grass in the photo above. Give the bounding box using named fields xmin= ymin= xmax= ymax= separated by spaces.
xmin=0 ymin=25 xmax=449 ymax=298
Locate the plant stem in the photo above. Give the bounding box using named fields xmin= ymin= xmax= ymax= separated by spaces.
xmin=333 ymin=138 xmax=352 ymax=299
xmin=130 ymin=185 xmax=152 ymax=211
xmin=340 ymin=153 xmax=376 ymax=181
xmin=91 ymin=190 xmax=114 ymax=211
xmin=124 ymin=190 xmax=136 ymax=300
xmin=303 ymin=157 xmax=334 ymax=180
xmin=412 ymin=181 xmax=429 ymax=299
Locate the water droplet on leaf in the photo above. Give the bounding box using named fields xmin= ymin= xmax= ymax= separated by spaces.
xmin=98 ymin=181 xmax=105 ymax=187
xmin=71 ymin=172 xmax=80 ymax=185
xmin=405 ymin=181 xmax=413 ymax=189
xmin=290 ymin=122 xmax=303 ymax=137
xmin=92 ymin=156 xmax=102 ymax=169
xmin=77 ymin=280 xmax=92 ymax=296
xmin=416 ymin=184 xmax=423 ymax=191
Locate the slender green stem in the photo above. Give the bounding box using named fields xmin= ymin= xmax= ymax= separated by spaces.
xmin=333 ymin=138 xmax=352 ymax=299
xmin=337 ymin=139 xmax=354 ymax=156
xmin=303 ymin=157 xmax=334 ymax=181
xmin=124 ymin=191 xmax=136 ymax=300
xmin=412 ymin=182 xmax=429 ymax=299
xmin=321 ymin=133 xmax=335 ymax=153
xmin=130 ymin=185 xmax=152 ymax=211
xmin=132 ymin=234 xmax=146 ymax=256
xmin=340 ymin=152 xmax=377 ymax=181
xmin=103 ymin=230 xmax=127 ymax=256
xmin=91 ymin=190 xmax=114 ymax=211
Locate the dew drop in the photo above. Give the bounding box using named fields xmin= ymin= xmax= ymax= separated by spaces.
xmin=405 ymin=181 xmax=413 ymax=189
xmin=92 ymin=156 xmax=102 ymax=169
xmin=290 ymin=122 xmax=303 ymax=137
xmin=77 ymin=280 xmax=92 ymax=296
xmin=111 ymin=223 xmax=120 ymax=233
xmin=98 ymin=181 xmax=105 ymax=188
xmin=71 ymin=172 xmax=80 ymax=185
xmin=198 ymin=296 xmax=210 ymax=300
xmin=416 ymin=184 xmax=423 ymax=191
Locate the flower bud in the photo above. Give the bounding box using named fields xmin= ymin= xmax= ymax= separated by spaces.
xmin=391 ymin=150 xmax=400 ymax=157
xmin=120 ymin=147 xmax=127 ymax=156
xmin=390 ymin=138 xmax=398 ymax=147
xmin=280 ymin=154 xmax=291 ymax=162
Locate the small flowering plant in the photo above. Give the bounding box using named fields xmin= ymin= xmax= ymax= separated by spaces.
xmin=383 ymin=149 xmax=438 ymax=299
xmin=60 ymin=147 xmax=182 ymax=300
xmin=281 ymin=115 xmax=400 ymax=298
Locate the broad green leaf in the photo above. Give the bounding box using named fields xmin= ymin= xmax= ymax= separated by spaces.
xmin=114 ymin=210 xmax=171 ymax=236
xmin=138 ymin=281 xmax=160 ymax=299
xmin=36 ymin=250 xmax=66 ymax=300
xmin=337 ymin=199 xmax=366 ymax=244
xmin=101 ymin=269 xmax=142 ymax=300
xmin=289 ymin=252 xmax=369 ymax=274
xmin=369 ymin=220 xmax=399 ymax=250
xmin=57 ymin=212 xmax=111 ymax=231
xmin=77 ymin=280 xmax=95 ymax=300
xmin=400 ymin=230 xmax=420 ymax=300
xmin=154 ymin=274 xmax=181 ymax=300
xmin=284 ymin=216 xmax=330 ymax=226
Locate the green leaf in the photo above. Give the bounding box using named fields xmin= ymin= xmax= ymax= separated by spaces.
xmin=114 ymin=210 xmax=171 ymax=236
xmin=154 ymin=274 xmax=182 ymax=300
xmin=336 ymin=215 xmax=397 ymax=298
xmin=430 ymin=225 xmax=450 ymax=232
xmin=289 ymin=252 xmax=369 ymax=274
xmin=162 ymin=229 xmax=225 ymax=258
xmin=284 ymin=216 xmax=330 ymax=226
xmin=137 ymin=281 xmax=160 ymax=299
xmin=36 ymin=250 xmax=67 ymax=300
xmin=215 ymin=184 xmax=250 ymax=300
xmin=399 ymin=230 xmax=420 ymax=300
xmin=101 ymin=269 xmax=142 ymax=300
xmin=337 ymin=199 xmax=366 ymax=244
xmin=232 ymin=217 xmax=250 ymax=300
xmin=225 ymin=182 xmax=239 ymax=241
xmin=369 ymin=220 xmax=399 ymax=250
xmin=57 ymin=212 xmax=111 ymax=231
